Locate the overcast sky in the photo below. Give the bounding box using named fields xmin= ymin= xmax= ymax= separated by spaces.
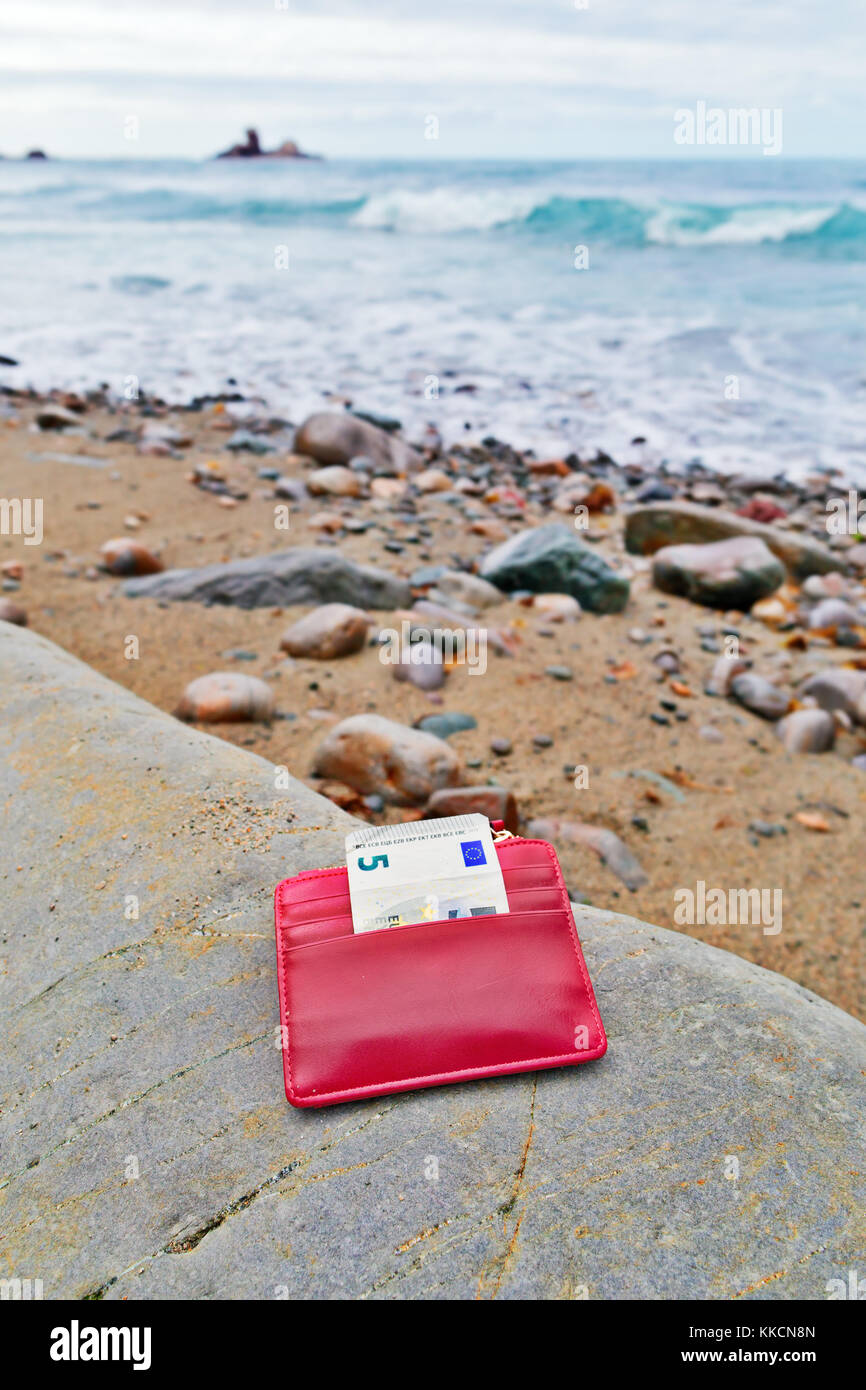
xmin=1 ymin=0 xmax=863 ymax=159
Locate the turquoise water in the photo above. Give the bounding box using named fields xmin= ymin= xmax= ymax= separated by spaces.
xmin=1 ymin=157 xmax=864 ymax=478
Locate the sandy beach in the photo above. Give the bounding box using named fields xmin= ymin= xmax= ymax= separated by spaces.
xmin=2 ymin=387 xmax=864 ymax=1020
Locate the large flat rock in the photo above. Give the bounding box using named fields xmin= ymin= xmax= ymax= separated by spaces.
xmin=122 ymin=546 xmax=411 ymax=609
xmin=1 ymin=623 xmax=863 ymax=1299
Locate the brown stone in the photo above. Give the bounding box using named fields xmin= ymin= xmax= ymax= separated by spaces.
xmin=306 ymin=466 xmax=364 ymax=498
xmin=423 ymin=785 xmax=518 ymax=832
xmin=294 ymin=411 xmax=421 ymax=474
xmin=280 ymin=603 xmax=369 ymax=659
xmin=312 ymin=714 xmax=461 ymax=807
xmin=175 ymin=672 xmax=274 ymax=723
xmin=0 ymin=598 xmax=27 ymax=626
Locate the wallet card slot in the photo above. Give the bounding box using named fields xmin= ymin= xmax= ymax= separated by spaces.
xmin=280 ymin=881 xmax=565 ymax=931
xmin=274 ymin=838 xmax=570 ymax=950
xmin=280 ymin=900 xmax=567 ymax=954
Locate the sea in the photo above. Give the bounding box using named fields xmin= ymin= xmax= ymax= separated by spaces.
xmin=1 ymin=156 xmax=864 ymax=480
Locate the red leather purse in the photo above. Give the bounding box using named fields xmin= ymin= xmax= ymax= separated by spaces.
xmin=273 ymin=831 xmax=607 ymax=1108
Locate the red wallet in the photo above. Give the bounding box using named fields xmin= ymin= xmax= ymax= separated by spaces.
xmin=273 ymin=833 xmax=607 ymax=1108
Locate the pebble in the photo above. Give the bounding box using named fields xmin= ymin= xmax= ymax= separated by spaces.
xmin=490 ymin=737 xmax=512 ymax=756
xmin=479 ymin=522 xmax=629 ymax=614
xmin=294 ymin=410 xmax=420 ymax=474
xmin=533 ymin=593 xmax=582 ymax=623
xmin=532 ymin=733 xmax=554 ymax=748
xmin=749 ymin=820 xmax=788 ymax=837
xmin=392 ymin=639 xmax=446 ymax=690
xmin=423 ymin=784 xmax=518 ymax=832
xmin=802 ymin=573 xmax=851 ymax=600
xmin=634 ymin=479 xmax=676 ymax=502
xmin=370 ymin=477 xmax=407 ymax=501
xmin=736 ymin=496 xmax=787 ymax=523
xmin=273 ymin=476 xmax=308 ymax=502
xmin=751 ymin=596 xmax=789 ymax=627
xmin=775 ymin=708 xmax=836 ymax=754
xmin=730 ymin=672 xmax=790 ymax=720
xmin=471 ymin=518 xmax=509 ymax=542
xmin=138 ymin=423 xmax=192 ymax=454
xmin=415 ymin=712 xmax=477 ymax=739
xmin=545 ymin=665 xmax=573 ymax=681
xmin=226 ymin=429 xmax=274 ymax=455
xmin=175 ymin=672 xmax=274 ymax=723
xmin=704 ymin=655 xmax=749 ymax=696
xmin=414 ymin=468 xmax=453 ymax=493
xmin=652 ymin=536 xmax=785 ymax=609
xmin=430 ymin=570 xmax=504 ymax=611
xmin=36 ymin=404 xmax=80 ymax=430
xmin=306 ymin=465 xmax=365 ymax=498
xmin=280 ymin=603 xmax=369 ymax=659
xmin=527 ymin=817 xmax=648 ymax=891
xmin=308 ymin=510 xmax=343 ymax=532
xmin=0 ymin=598 xmax=27 ymax=626
xmin=808 ymin=598 xmax=860 ymax=632
xmin=796 ymin=669 xmax=866 ymax=721
xmin=312 ymin=714 xmax=461 ymax=807
xmin=99 ymin=539 xmax=163 ymax=577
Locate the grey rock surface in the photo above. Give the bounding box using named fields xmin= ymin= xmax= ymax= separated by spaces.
xmin=1 ymin=624 xmax=864 ymax=1300
xmin=122 ymin=547 xmax=411 ymax=610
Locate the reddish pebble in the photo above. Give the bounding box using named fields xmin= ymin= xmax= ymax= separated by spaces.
xmin=99 ymin=538 xmax=163 ymax=576
xmin=0 ymin=598 xmax=27 ymax=626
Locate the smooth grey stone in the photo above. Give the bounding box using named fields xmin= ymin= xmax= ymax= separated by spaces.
xmin=653 ymin=537 xmax=785 ymax=610
xmin=123 ymin=548 xmax=410 ymax=610
xmin=730 ymin=672 xmax=790 ymax=720
xmin=625 ymin=501 xmax=845 ymax=579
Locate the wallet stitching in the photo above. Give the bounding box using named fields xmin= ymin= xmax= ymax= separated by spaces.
xmin=276 ymin=839 xmax=606 ymax=1103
